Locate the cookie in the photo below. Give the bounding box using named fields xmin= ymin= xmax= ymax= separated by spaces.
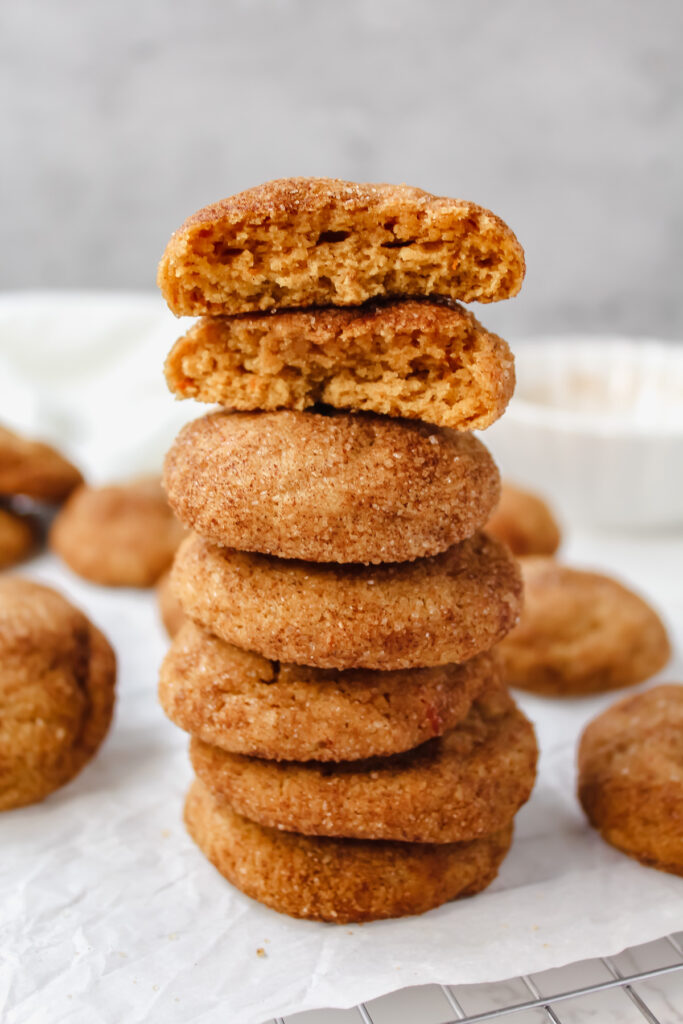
xmin=164 ymin=300 xmax=515 ymax=432
xmin=50 ymin=476 xmax=186 ymax=587
xmin=499 ymin=558 xmax=670 ymax=697
xmin=164 ymin=410 xmax=500 ymax=564
xmin=486 ymin=483 xmax=561 ymax=556
xmin=0 ymin=578 xmax=116 ymax=810
xmin=0 ymin=507 xmax=37 ymax=569
xmin=158 ymin=177 xmax=525 ymax=316
xmin=160 ymin=620 xmax=498 ymax=761
xmin=185 ymin=779 xmax=513 ymax=922
xmin=157 ymin=570 xmax=185 ymax=638
xmin=578 ymin=685 xmax=683 ymax=875
xmin=172 ymin=531 xmax=522 ymax=670
xmin=191 ymin=677 xmax=537 ymax=843
xmin=0 ymin=424 xmax=82 ymax=503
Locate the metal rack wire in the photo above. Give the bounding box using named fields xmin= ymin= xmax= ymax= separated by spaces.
xmin=270 ymin=932 xmax=683 ymax=1023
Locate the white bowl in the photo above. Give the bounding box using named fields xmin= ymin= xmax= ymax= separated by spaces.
xmin=483 ymin=336 xmax=683 ymax=530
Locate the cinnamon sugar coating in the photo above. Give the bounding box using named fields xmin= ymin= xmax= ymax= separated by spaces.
xmin=158 ymin=177 xmax=525 ymax=316
xmin=164 ymin=410 xmax=500 ymax=564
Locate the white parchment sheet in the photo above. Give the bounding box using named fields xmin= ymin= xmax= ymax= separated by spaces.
xmin=1 ymin=294 xmax=682 ymax=1024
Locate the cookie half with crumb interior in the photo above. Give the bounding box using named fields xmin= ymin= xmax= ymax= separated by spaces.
xmin=158 ymin=177 xmax=525 ymax=316
xmin=164 ymin=300 xmax=514 ymax=431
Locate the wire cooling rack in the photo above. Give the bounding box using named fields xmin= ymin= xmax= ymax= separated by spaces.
xmin=268 ymin=932 xmax=683 ymax=1023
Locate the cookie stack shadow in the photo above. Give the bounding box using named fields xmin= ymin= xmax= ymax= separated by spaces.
xmin=157 ymin=177 xmax=538 ymax=923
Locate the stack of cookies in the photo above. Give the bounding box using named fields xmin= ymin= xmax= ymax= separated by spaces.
xmin=157 ymin=178 xmax=538 ymax=923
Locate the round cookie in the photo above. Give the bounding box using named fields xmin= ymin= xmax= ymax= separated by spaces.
xmin=50 ymin=476 xmax=186 ymax=587
xmin=164 ymin=410 xmax=500 ymax=564
xmin=158 ymin=177 xmax=525 ymax=317
xmin=499 ymin=558 xmax=670 ymax=697
xmin=164 ymin=300 xmax=515 ymax=432
xmin=486 ymin=483 xmax=560 ymax=556
xmin=578 ymin=685 xmax=683 ymax=875
xmin=172 ymin=531 xmax=522 ymax=670
xmin=0 ymin=424 xmax=82 ymax=502
xmin=160 ymin=620 xmax=498 ymax=761
xmin=0 ymin=507 xmax=37 ymax=569
xmin=157 ymin=570 xmax=185 ymax=638
xmin=191 ymin=677 xmax=537 ymax=843
xmin=185 ymin=779 xmax=513 ymax=923
xmin=0 ymin=578 xmax=116 ymax=810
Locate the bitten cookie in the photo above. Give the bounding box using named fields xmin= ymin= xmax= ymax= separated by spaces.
xmin=172 ymin=531 xmax=522 ymax=670
xmin=0 ymin=424 xmax=82 ymax=502
xmin=499 ymin=558 xmax=670 ymax=697
xmin=0 ymin=578 xmax=116 ymax=810
xmin=0 ymin=507 xmax=37 ymax=569
xmin=164 ymin=300 xmax=515 ymax=431
xmin=191 ymin=677 xmax=537 ymax=843
xmin=578 ymin=685 xmax=683 ymax=875
xmin=185 ymin=779 xmax=513 ymax=923
xmin=158 ymin=177 xmax=525 ymax=316
xmin=160 ymin=620 xmax=498 ymax=761
xmin=50 ymin=476 xmax=186 ymax=587
xmin=157 ymin=570 xmax=185 ymax=638
xmin=486 ymin=483 xmax=561 ymax=556
xmin=164 ymin=410 xmax=500 ymax=564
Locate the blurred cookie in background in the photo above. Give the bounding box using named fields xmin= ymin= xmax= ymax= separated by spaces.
xmin=0 ymin=505 xmax=38 ymax=569
xmin=0 ymin=424 xmax=83 ymax=504
xmin=499 ymin=557 xmax=670 ymax=697
xmin=485 ymin=482 xmax=560 ymax=556
xmin=50 ymin=476 xmax=185 ymax=587
xmin=157 ymin=569 xmax=185 ymax=638
xmin=0 ymin=577 xmax=116 ymax=810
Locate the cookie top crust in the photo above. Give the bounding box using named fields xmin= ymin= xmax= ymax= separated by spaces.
xmin=158 ymin=177 xmax=525 ymax=315
xmin=185 ymin=779 xmax=513 ymax=923
xmin=0 ymin=424 xmax=83 ymax=503
xmin=499 ymin=557 xmax=670 ymax=697
xmin=486 ymin=482 xmax=561 ymax=556
xmin=578 ymin=685 xmax=683 ymax=874
xmin=191 ymin=677 xmax=537 ymax=843
xmin=171 ymin=530 xmax=522 ymax=670
xmin=0 ymin=578 xmax=116 ymax=810
xmin=164 ymin=409 xmax=500 ymax=564
xmin=50 ymin=476 xmax=186 ymax=588
xmin=159 ymin=620 xmax=498 ymax=761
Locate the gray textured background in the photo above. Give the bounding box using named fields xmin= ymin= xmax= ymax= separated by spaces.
xmin=1 ymin=0 xmax=682 ymax=338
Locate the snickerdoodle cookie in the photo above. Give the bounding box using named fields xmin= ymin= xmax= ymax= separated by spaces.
xmin=172 ymin=531 xmax=522 ymax=670
xmin=185 ymin=779 xmax=513 ymax=922
xmin=486 ymin=483 xmax=561 ymax=556
xmin=164 ymin=300 xmax=515 ymax=431
xmin=578 ymin=685 xmax=683 ymax=875
xmin=164 ymin=410 xmax=500 ymax=564
xmin=0 ymin=507 xmax=37 ymax=569
xmin=191 ymin=678 xmax=537 ymax=843
xmin=0 ymin=425 xmax=82 ymax=503
xmin=160 ymin=620 xmax=498 ymax=761
xmin=50 ymin=476 xmax=185 ymax=587
xmin=158 ymin=178 xmax=525 ymax=316
xmin=157 ymin=570 xmax=185 ymax=638
xmin=0 ymin=578 xmax=116 ymax=810
xmin=499 ymin=558 xmax=670 ymax=697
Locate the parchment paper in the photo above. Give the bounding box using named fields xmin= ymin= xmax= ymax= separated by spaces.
xmin=1 ymin=294 xmax=682 ymax=1024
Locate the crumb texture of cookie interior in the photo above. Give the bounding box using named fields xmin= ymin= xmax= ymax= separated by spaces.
xmin=190 ymin=676 xmax=538 ymax=843
xmin=578 ymin=684 xmax=683 ymax=875
xmin=499 ymin=557 xmax=671 ymax=696
xmin=171 ymin=530 xmax=522 ymax=670
xmin=159 ymin=619 xmax=499 ymax=761
xmin=0 ymin=578 xmax=116 ymax=810
xmin=0 ymin=507 xmax=36 ymax=569
xmin=0 ymin=424 xmax=83 ymax=502
xmin=158 ymin=177 xmax=525 ymax=316
xmin=50 ymin=475 xmax=186 ymax=587
xmin=486 ymin=482 xmax=561 ymax=556
xmin=164 ymin=300 xmax=515 ymax=431
xmin=163 ymin=409 xmax=500 ymax=564
xmin=184 ymin=778 xmax=513 ymax=922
